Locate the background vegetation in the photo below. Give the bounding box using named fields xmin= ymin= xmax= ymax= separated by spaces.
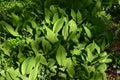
xmin=0 ymin=0 xmax=120 ymax=80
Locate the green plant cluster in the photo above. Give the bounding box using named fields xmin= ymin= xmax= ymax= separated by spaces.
xmin=0 ymin=0 xmax=120 ymax=80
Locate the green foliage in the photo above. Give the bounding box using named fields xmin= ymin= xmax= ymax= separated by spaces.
xmin=0 ymin=0 xmax=118 ymax=80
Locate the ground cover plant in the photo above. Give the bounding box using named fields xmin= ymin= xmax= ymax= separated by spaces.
xmin=0 ymin=0 xmax=120 ymax=80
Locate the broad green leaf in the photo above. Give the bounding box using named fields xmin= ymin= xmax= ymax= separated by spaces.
xmin=65 ymin=58 xmax=75 ymax=78
xmin=29 ymin=64 xmax=39 ymax=80
xmin=86 ymin=48 xmax=93 ymax=62
xmin=69 ymin=19 xmax=77 ymax=33
xmin=56 ymin=44 xmax=67 ymax=66
xmin=71 ymin=9 xmax=76 ymax=21
xmin=42 ymin=38 xmax=52 ymax=53
xmin=21 ymin=57 xmax=36 ymax=75
xmin=36 ymin=54 xmax=48 ymax=65
xmin=77 ymin=10 xmax=82 ymax=24
xmin=45 ymin=27 xmax=58 ymax=43
xmin=96 ymin=63 xmax=107 ymax=72
xmin=62 ymin=23 xmax=69 ymax=40
xmin=48 ymin=59 xmax=56 ymax=67
xmin=0 ymin=21 xmax=19 ymax=36
xmin=31 ymin=38 xmax=41 ymax=55
xmin=86 ymin=41 xmax=100 ymax=53
xmin=6 ymin=72 xmax=13 ymax=80
xmin=7 ymin=68 xmax=20 ymax=80
xmin=53 ymin=18 xmax=64 ymax=33
xmin=84 ymin=26 xmax=92 ymax=39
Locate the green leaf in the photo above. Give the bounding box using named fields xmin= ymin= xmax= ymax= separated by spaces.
xmin=52 ymin=13 xmax=59 ymax=24
xmin=30 ymin=20 xmax=38 ymax=29
xmin=11 ymin=13 xmax=20 ymax=26
xmin=31 ymin=38 xmax=41 ymax=55
xmin=71 ymin=9 xmax=76 ymax=21
xmin=53 ymin=18 xmax=64 ymax=33
xmin=65 ymin=58 xmax=75 ymax=78
xmin=84 ymin=26 xmax=92 ymax=39
xmin=36 ymin=54 xmax=48 ymax=65
xmin=50 ymin=5 xmax=57 ymax=13
xmin=48 ymin=59 xmax=56 ymax=67
xmin=21 ymin=57 xmax=36 ymax=75
xmin=69 ymin=19 xmax=77 ymax=33
xmin=119 ymin=0 xmax=120 ymax=5
xmin=26 ymin=25 xmax=33 ymax=35
xmin=45 ymin=27 xmax=58 ymax=43
xmin=1 ymin=42 xmax=10 ymax=56
xmin=77 ymin=10 xmax=82 ymax=24
xmin=6 ymin=68 xmax=20 ymax=80
xmin=42 ymin=38 xmax=52 ymax=53
xmin=29 ymin=64 xmax=39 ymax=80
xmin=62 ymin=23 xmax=69 ymax=40
xmin=56 ymin=44 xmax=67 ymax=66
xmin=0 ymin=21 xmax=19 ymax=36
xmin=86 ymin=48 xmax=94 ymax=62
xmin=45 ymin=8 xmax=52 ymax=23
xmin=96 ymin=63 xmax=107 ymax=72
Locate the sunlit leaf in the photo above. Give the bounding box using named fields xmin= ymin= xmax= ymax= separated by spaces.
xmin=56 ymin=44 xmax=67 ymax=66
xmin=6 ymin=67 xmax=20 ymax=80
xmin=37 ymin=54 xmax=48 ymax=65
xmin=96 ymin=63 xmax=107 ymax=72
xmin=83 ymin=26 xmax=92 ymax=39
xmin=21 ymin=57 xmax=36 ymax=75
xmin=45 ymin=27 xmax=58 ymax=43
xmin=29 ymin=64 xmax=39 ymax=80
xmin=53 ymin=18 xmax=64 ymax=33
xmin=69 ymin=19 xmax=77 ymax=33
xmin=86 ymin=48 xmax=94 ymax=62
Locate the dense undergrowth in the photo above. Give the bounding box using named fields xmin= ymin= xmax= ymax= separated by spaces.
xmin=0 ymin=0 xmax=120 ymax=80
